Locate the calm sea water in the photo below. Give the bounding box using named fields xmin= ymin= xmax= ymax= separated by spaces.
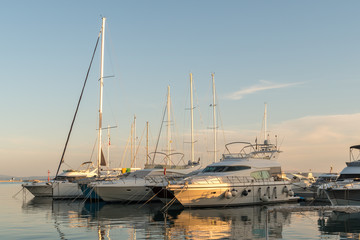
xmin=1 ymin=183 xmax=360 ymax=239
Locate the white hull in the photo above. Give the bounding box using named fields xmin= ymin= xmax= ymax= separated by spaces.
xmin=94 ymin=166 xmax=202 ymax=202
xmin=94 ymin=179 xmax=156 ymax=202
xmin=167 ymin=181 xmax=295 ymax=207
xmin=52 ymin=181 xmax=84 ymax=199
xmin=22 ymin=182 xmax=53 ymax=197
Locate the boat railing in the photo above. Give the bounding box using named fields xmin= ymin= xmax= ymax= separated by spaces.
xmin=223 ymin=142 xmax=280 ymax=160
xmin=186 ymin=175 xmax=288 ymax=185
xmin=327 ymin=181 xmax=360 ymax=189
xmin=145 ymin=175 xmax=182 ymax=184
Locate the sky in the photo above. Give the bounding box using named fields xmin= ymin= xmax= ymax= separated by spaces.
xmin=2 ymin=1 xmax=360 ymax=177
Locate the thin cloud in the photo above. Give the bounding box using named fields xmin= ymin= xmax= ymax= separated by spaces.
xmin=226 ymin=80 xmax=303 ymax=100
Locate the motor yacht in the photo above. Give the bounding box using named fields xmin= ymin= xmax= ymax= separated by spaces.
xmin=156 ymin=141 xmax=296 ymax=208
xmin=324 ymin=145 xmax=360 ymax=205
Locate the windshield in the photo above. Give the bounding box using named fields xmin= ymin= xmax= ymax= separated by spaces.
xmin=202 ymin=165 xmax=251 ymax=173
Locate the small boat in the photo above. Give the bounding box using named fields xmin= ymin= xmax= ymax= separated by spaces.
xmin=324 ymin=145 xmax=360 ymax=205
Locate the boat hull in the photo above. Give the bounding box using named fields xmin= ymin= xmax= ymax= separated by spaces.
xmin=167 ymin=181 xmax=296 ymax=207
xmin=52 ymin=181 xmax=84 ymax=199
xmin=325 ymin=188 xmax=360 ymax=206
xmin=79 ymin=183 xmax=102 ymax=200
xmin=22 ymin=182 xmax=53 ymax=197
xmin=94 ymin=183 xmax=154 ymax=202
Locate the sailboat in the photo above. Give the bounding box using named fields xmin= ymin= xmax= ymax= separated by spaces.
xmin=92 ymin=84 xmax=202 ymax=202
xmin=23 ymin=18 xmax=110 ymax=199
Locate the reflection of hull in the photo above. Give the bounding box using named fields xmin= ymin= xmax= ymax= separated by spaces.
xmin=325 ymin=188 xmax=360 ymax=206
xmin=167 ymin=181 xmax=296 ymax=207
xmin=169 ymin=205 xmax=291 ymax=239
xmin=22 ymin=182 xmax=53 ymax=197
xmin=52 ymin=181 xmax=84 ymax=199
xmin=22 ymin=197 xmax=53 ymax=212
xmin=86 ymin=202 xmax=165 ymax=220
xmin=319 ymin=211 xmax=360 ymax=234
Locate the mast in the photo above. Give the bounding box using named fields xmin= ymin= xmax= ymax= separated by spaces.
xmin=107 ymin=125 xmax=110 ymax=168
xmin=263 ymin=103 xmax=268 ymax=145
xmin=190 ymin=73 xmax=195 ymax=163
xmin=133 ymin=115 xmax=137 ymax=168
xmin=130 ymin=121 xmax=133 ymax=167
xmin=211 ymin=73 xmax=217 ymax=163
xmin=167 ymin=85 xmax=171 ymax=165
xmin=97 ymin=17 xmax=106 ymax=176
xmin=146 ymin=121 xmax=149 ymax=165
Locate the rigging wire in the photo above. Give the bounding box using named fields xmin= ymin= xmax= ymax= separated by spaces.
xmin=55 ymin=31 xmax=101 ymax=178
xmin=152 ymin=90 xmax=168 ymax=164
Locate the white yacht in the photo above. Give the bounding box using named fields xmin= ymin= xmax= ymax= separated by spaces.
xmin=22 ymin=162 xmax=98 ymax=198
xmin=324 ymin=145 xmax=360 ymax=205
xmin=92 ymin=153 xmax=201 ymax=202
xmin=157 ymin=141 xmax=296 ymax=208
xmin=92 ymin=79 xmax=204 ymax=203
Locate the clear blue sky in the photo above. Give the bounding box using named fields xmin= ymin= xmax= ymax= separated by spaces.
xmin=2 ymin=1 xmax=360 ymax=176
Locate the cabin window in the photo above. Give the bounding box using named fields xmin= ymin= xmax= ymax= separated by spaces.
xmin=250 ymin=171 xmax=270 ymax=180
xmin=202 ymin=166 xmax=251 ymax=173
xmin=338 ymin=174 xmax=360 ymax=180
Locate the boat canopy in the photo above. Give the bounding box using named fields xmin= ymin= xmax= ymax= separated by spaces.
xmin=350 ymin=145 xmax=360 ymax=150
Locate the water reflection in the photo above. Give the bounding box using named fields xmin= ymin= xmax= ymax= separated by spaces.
xmin=319 ymin=211 xmax=360 ymax=239
xmin=23 ymin=198 xmax=296 ymax=239
xmin=24 ymin=198 xmax=360 ymax=240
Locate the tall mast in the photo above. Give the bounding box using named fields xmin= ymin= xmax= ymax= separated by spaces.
xmin=211 ymin=73 xmax=217 ymax=163
xmin=107 ymin=125 xmax=110 ymax=168
xmin=97 ymin=17 xmax=106 ymax=176
xmin=264 ymin=103 xmax=268 ymax=144
xmin=190 ymin=73 xmax=195 ymax=163
xmin=130 ymin=122 xmax=133 ymax=167
xmin=133 ymin=115 xmax=136 ymax=168
xmin=146 ymin=121 xmax=149 ymax=165
xmin=167 ymin=85 xmax=171 ymax=165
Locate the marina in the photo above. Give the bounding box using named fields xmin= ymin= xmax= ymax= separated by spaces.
xmin=3 ymin=1 xmax=360 ymax=240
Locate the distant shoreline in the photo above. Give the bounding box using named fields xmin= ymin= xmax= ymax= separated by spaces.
xmin=0 ymin=180 xmax=23 ymax=182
